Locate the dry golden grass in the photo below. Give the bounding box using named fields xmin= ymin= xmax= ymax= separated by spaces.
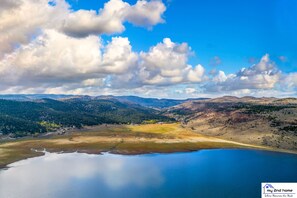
xmin=0 ymin=123 xmax=269 ymax=168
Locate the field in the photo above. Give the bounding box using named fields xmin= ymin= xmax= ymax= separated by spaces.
xmin=0 ymin=123 xmax=277 ymax=168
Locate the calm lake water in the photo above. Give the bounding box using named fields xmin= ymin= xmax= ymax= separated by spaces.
xmin=0 ymin=149 xmax=297 ymax=198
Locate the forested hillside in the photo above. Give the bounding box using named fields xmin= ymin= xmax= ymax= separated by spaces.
xmin=0 ymin=98 xmax=173 ymax=137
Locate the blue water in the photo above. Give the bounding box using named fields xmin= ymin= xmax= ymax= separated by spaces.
xmin=0 ymin=149 xmax=296 ymax=198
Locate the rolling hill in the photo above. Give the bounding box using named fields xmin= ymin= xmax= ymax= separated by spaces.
xmin=165 ymin=96 xmax=297 ymax=150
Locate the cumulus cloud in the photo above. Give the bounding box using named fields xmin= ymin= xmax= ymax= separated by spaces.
xmin=60 ymin=0 xmax=166 ymax=38
xmin=187 ymin=65 xmax=205 ymax=82
xmin=0 ymin=0 xmax=168 ymax=93
xmin=0 ymin=30 xmax=139 ymax=90
xmin=60 ymin=0 xmax=128 ymax=37
xmin=125 ymin=0 xmax=166 ymax=27
xmin=138 ymin=38 xmax=205 ymax=85
xmin=204 ymin=54 xmax=281 ymax=92
xmin=0 ymin=30 xmax=207 ymax=94
xmin=0 ymin=29 xmax=102 ymax=86
xmin=101 ymin=37 xmax=138 ymax=74
xmin=103 ymin=38 xmax=206 ymax=89
xmin=0 ymin=0 xmax=166 ymax=56
xmin=0 ymin=0 xmax=69 ymax=56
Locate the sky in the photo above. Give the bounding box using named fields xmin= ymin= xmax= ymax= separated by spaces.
xmin=0 ymin=0 xmax=296 ymax=98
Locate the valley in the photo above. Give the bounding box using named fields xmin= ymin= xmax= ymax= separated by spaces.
xmin=0 ymin=95 xmax=297 ymax=168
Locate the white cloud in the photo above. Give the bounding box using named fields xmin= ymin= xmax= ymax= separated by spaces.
xmin=60 ymin=0 xmax=129 ymax=37
xmin=0 ymin=30 xmax=139 ymax=91
xmin=101 ymin=37 xmax=138 ymax=74
xmin=0 ymin=0 xmax=69 ymax=56
xmin=0 ymin=29 xmax=102 ymax=86
xmin=0 ymin=31 xmax=207 ymax=94
xmin=204 ymin=54 xmax=281 ymax=92
xmin=107 ymin=38 xmax=206 ymax=89
xmin=139 ymin=38 xmax=205 ymax=85
xmin=0 ymin=0 xmax=166 ymax=56
xmin=60 ymin=0 xmax=166 ymax=38
xmin=125 ymin=0 xmax=166 ymax=27
xmin=212 ymin=71 xmax=228 ymax=83
xmin=187 ymin=64 xmax=205 ymax=83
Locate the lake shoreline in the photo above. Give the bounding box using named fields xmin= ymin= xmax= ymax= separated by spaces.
xmin=1 ymin=123 xmax=296 ymax=169
xmin=1 ymin=143 xmax=296 ymax=170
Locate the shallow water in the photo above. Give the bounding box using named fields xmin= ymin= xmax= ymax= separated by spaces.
xmin=0 ymin=149 xmax=297 ymax=198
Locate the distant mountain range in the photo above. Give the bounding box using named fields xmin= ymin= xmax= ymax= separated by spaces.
xmin=96 ymin=95 xmax=208 ymax=108
xmin=0 ymin=94 xmax=75 ymax=101
xmin=0 ymin=94 xmax=208 ymax=108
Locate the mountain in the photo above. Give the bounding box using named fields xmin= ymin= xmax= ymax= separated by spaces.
xmin=0 ymin=94 xmax=76 ymax=101
xmin=96 ymin=95 xmax=208 ymax=108
xmin=0 ymin=98 xmax=173 ymax=137
xmin=0 ymin=94 xmax=208 ymax=108
xmin=165 ymin=96 xmax=297 ymax=151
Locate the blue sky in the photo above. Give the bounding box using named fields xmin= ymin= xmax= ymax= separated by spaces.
xmin=67 ymin=0 xmax=297 ymax=74
xmin=0 ymin=0 xmax=296 ymax=98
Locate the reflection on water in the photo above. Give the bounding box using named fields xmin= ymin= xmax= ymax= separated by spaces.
xmin=0 ymin=152 xmax=164 ymax=198
xmin=0 ymin=149 xmax=297 ymax=198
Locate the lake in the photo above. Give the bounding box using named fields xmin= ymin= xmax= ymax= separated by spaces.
xmin=0 ymin=149 xmax=297 ymax=198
